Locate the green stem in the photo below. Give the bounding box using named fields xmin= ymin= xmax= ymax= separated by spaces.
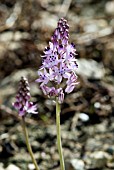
xmin=21 ymin=117 xmax=40 ymax=170
xmin=56 ymin=98 xmax=65 ymax=170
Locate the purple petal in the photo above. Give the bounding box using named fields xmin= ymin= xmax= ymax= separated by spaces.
xmin=65 ymin=85 xmax=75 ymax=93
xmin=58 ymin=90 xmax=64 ymax=103
xmin=19 ymin=107 xmax=26 ymax=116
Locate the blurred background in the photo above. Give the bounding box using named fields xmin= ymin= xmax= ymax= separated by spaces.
xmin=0 ymin=0 xmax=114 ymax=169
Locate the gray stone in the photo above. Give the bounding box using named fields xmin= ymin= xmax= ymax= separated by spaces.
xmin=77 ymin=59 xmax=105 ymax=79
xmin=28 ymin=163 xmax=35 ymax=170
xmin=79 ymin=113 xmax=89 ymax=122
xmin=0 ymin=163 xmax=4 ymax=170
xmin=104 ymin=42 xmax=114 ymax=71
xmin=89 ymin=151 xmax=111 ymax=168
xmin=31 ymin=14 xmax=57 ymax=30
xmin=65 ymin=159 xmax=85 ymax=170
xmin=0 ymin=31 xmax=29 ymax=42
xmin=106 ymin=146 xmax=114 ymax=155
xmin=6 ymin=164 xmax=20 ymax=170
xmin=105 ymin=1 xmax=114 ymax=15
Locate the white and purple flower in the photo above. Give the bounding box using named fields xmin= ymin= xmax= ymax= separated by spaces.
xmin=36 ymin=18 xmax=78 ymax=103
xmin=13 ymin=77 xmax=38 ymax=116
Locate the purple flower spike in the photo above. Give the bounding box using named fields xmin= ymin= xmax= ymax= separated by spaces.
xmin=36 ymin=18 xmax=78 ymax=103
xmin=13 ymin=77 xmax=38 ymax=116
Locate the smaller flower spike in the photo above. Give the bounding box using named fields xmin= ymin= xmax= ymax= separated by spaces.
xmin=13 ymin=77 xmax=38 ymax=116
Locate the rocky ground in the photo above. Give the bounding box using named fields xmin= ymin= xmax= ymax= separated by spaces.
xmin=0 ymin=0 xmax=114 ymax=170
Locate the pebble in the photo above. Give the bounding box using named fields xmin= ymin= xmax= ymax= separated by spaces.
xmin=105 ymin=1 xmax=114 ymax=15
xmin=6 ymin=164 xmax=20 ymax=170
xmin=65 ymin=159 xmax=85 ymax=170
xmin=28 ymin=163 xmax=35 ymax=170
xmin=0 ymin=163 xmax=4 ymax=170
xmin=106 ymin=146 xmax=114 ymax=155
xmin=0 ymin=31 xmax=29 ymax=42
xmin=84 ymin=23 xmax=98 ymax=33
xmin=83 ymin=19 xmax=108 ymax=33
xmin=94 ymin=102 xmax=101 ymax=109
xmin=31 ymin=14 xmax=57 ymax=30
xmin=89 ymin=151 xmax=110 ymax=168
xmin=104 ymin=42 xmax=114 ymax=71
xmin=77 ymin=59 xmax=105 ymax=79
xmin=79 ymin=113 xmax=89 ymax=122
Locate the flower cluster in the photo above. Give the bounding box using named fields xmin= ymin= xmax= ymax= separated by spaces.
xmin=13 ymin=77 xmax=37 ymax=116
xmin=36 ymin=18 xmax=78 ymax=103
